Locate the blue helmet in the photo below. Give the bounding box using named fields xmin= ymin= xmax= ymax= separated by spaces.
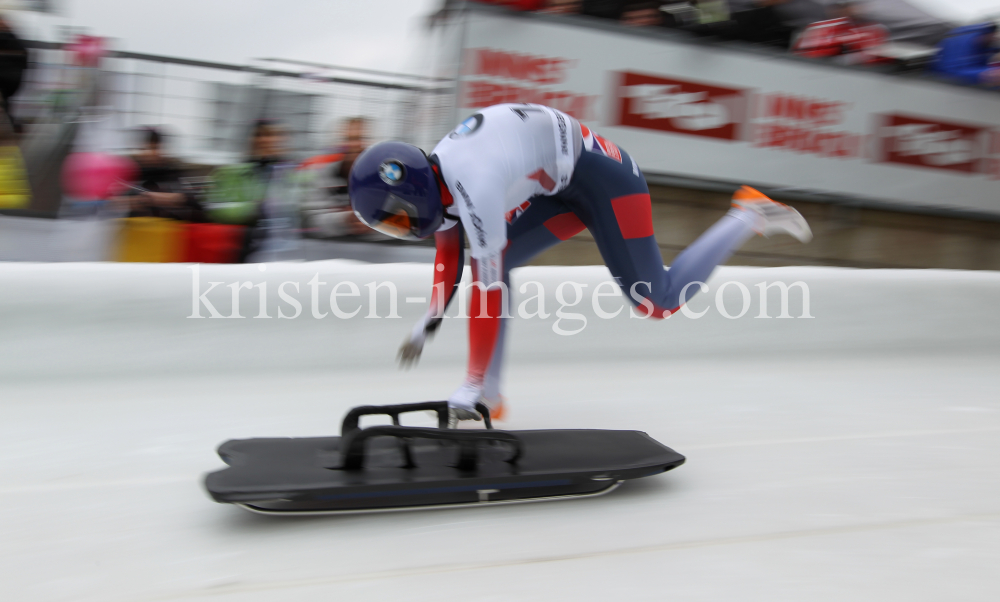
xmin=348 ymin=141 xmax=443 ymax=240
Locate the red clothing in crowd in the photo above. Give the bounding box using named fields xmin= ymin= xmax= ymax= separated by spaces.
xmin=793 ymin=17 xmax=889 ymax=65
xmin=474 ymin=0 xmax=546 ymax=10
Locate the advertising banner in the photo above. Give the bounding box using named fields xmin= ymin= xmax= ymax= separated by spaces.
xmin=454 ymin=10 xmax=1000 ymax=216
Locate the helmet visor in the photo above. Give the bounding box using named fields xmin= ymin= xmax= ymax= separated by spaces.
xmin=356 ymin=193 xmax=423 ymax=240
xmin=371 ymin=208 xmax=413 ymax=239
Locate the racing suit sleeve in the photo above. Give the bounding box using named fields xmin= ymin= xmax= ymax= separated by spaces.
xmin=424 ymin=220 xmax=465 ymax=334
xmin=467 ymin=254 xmax=505 ymax=386
xmin=449 ymin=173 xmax=508 ymax=389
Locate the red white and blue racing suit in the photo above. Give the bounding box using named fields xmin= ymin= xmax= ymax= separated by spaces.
xmin=423 ymin=103 xmax=759 ymax=408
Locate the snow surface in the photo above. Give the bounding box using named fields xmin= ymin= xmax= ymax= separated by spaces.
xmin=1 ymin=261 xmax=998 ymax=601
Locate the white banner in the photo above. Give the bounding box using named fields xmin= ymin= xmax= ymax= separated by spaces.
xmin=454 ymin=10 xmax=1000 ymax=217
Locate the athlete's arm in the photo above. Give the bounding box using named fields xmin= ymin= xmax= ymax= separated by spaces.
xmin=426 ymin=221 xmax=466 ymax=332
xmin=397 ymin=221 xmax=465 ymax=367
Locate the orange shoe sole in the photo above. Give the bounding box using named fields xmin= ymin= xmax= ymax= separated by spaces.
xmin=490 ymin=401 xmax=506 ymax=422
xmin=731 ymin=185 xmax=789 ymax=208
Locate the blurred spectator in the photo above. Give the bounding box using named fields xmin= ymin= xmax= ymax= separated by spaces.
xmin=540 ymin=0 xmax=582 ymax=14
xmin=300 ymin=117 xmax=370 ymax=238
xmin=621 ymin=1 xmax=664 ymax=27
xmin=0 ymin=11 xmax=28 ymax=134
xmin=439 ymin=0 xmax=616 ymax=22
xmin=696 ymin=0 xmax=730 ymax=25
xmin=340 ymin=116 xmax=368 ymax=174
xmin=472 ymin=0 xmax=546 ymax=9
xmin=113 ymin=127 xmax=204 ymax=222
xmin=668 ymin=1 xmax=735 ymax=37
xmin=0 ymin=115 xmax=28 ymax=208
xmin=931 ymin=22 xmax=1000 ymax=87
xmin=580 ymin=0 xmax=623 ymax=20
xmin=792 ymin=0 xmax=888 ymax=65
xmin=207 ymin=120 xmax=301 ymax=262
xmin=723 ymin=0 xmax=795 ymax=49
xmin=67 ymin=34 xmax=105 ymax=69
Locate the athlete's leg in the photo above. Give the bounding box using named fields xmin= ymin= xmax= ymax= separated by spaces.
xmin=480 ymin=196 xmax=586 ymax=403
xmin=560 ymin=148 xmax=760 ymax=318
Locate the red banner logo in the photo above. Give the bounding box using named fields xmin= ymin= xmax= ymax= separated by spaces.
xmin=461 ymin=48 xmax=597 ymax=121
xmin=983 ymin=131 xmax=1000 ymax=180
xmin=877 ymin=113 xmax=984 ymax=174
xmin=615 ymin=72 xmax=748 ymax=141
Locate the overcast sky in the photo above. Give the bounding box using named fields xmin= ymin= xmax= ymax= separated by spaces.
xmin=55 ymin=0 xmax=442 ymax=75
xmin=9 ymin=0 xmax=1000 ymax=75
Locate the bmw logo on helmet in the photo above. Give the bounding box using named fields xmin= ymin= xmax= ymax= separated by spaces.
xmin=379 ymin=160 xmax=406 ymax=185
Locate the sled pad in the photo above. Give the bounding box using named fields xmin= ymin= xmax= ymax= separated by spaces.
xmin=204 ymin=402 xmax=685 ymax=515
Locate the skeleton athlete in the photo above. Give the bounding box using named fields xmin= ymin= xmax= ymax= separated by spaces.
xmin=349 ymin=103 xmax=812 ymax=423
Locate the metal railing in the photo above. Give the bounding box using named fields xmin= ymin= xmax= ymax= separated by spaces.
xmin=92 ymin=46 xmax=455 ymax=162
xmin=13 ymin=41 xmax=457 ymax=214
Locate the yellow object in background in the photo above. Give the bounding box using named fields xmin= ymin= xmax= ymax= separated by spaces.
xmin=0 ymin=145 xmax=30 ymax=209
xmin=115 ymin=217 xmax=184 ymax=262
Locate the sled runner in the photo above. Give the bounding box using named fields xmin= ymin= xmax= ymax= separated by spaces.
xmin=205 ymin=401 xmax=685 ymax=516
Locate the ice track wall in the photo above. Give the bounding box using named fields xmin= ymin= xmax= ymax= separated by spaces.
xmin=1 ymin=261 xmax=997 ymax=382
xmin=3 ymin=261 xmax=999 ymax=602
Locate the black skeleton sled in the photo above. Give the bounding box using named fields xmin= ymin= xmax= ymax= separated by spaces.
xmin=204 ymin=402 xmax=685 ymax=515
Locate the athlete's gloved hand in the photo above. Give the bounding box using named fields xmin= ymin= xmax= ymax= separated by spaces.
xmin=398 ymin=315 xmax=431 ymax=368
xmin=448 ymin=382 xmax=484 ymax=422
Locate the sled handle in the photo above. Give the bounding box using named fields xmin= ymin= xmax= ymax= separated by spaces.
xmin=339 ymin=426 xmax=521 ymax=471
xmin=340 ymin=401 xmax=493 ymax=434
xmin=474 ymin=402 xmax=494 ymax=430
xmin=341 ymin=401 xmax=451 ymax=434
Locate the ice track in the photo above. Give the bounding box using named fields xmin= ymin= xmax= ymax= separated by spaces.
xmin=1 ymin=261 xmax=998 ymax=601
